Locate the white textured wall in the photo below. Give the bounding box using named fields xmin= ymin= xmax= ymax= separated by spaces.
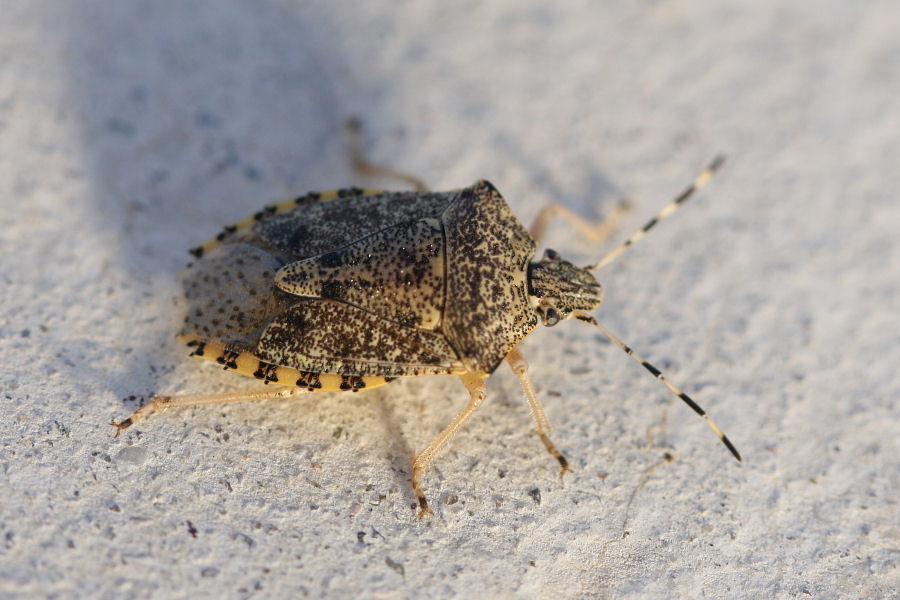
xmin=1 ymin=2 xmax=897 ymax=598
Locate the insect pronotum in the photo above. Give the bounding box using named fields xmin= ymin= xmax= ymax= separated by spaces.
xmin=114 ymin=133 xmax=739 ymax=515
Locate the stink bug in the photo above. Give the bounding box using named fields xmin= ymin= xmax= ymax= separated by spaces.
xmin=114 ymin=134 xmax=740 ymax=515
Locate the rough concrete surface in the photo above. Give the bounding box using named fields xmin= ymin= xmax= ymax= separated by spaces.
xmin=1 ymin=2 xmax=898 ymax=598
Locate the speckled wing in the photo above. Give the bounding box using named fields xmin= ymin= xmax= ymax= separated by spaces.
xmin=274 ymin=218 xmax=445 ymax=330
xmin=180 ymin=188 xmax=458 ymax=350
xmin=179 ymin=242 xmax=290 ymax=347
xmin=180 ymin=187 xmax=465 ymax=378
xmin=251 ymin=190 xmax=457 ymax=262
xmin=255 ymin=299 xmax=463 ymax=377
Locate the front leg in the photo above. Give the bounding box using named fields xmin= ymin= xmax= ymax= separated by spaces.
xmin=506 ymin=346 xmax=572 ymax=475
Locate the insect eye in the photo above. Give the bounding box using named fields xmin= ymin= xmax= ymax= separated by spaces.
xmin=542 ymin=249 xmax=560 ymax=262
xmin=541 ymin=305 xmax=561 ymax=327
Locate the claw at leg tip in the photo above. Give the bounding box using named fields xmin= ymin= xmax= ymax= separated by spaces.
xmin=111 ymin=417 xmax=132 ymax=437
xmin=416 ymin=496 xmax=433 ymax=517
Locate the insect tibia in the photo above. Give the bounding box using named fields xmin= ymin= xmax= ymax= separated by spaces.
xmin=573 ymin=310 xmax=741 ymax=462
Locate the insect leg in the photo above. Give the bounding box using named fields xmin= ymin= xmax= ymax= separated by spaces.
xmin=111 ymin=387 xmax=308 ymax=436
xmin=345 ymin=117 xmax=427 ymax=192
xmin=528 ymin=198 xmax=631 ymax=247
xmin=411 ymin=371 xmax=487 ymax=516
xmin=505 ymin=347 xmax=572 ymax=475
xmin=573 ymin=311 xmax=742 ymax=462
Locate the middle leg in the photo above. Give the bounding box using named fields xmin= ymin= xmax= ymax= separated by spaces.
xmin=528 ymin=198 xmax=631 ymax=246
xmin=345 ymin=117 xmax=427 ymax=192
xmin=411 ymin=371 xmax=487 ymax=516
xmin=112 ymin=386 xmax=309 ymax=435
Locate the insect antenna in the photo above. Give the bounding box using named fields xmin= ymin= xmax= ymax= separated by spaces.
xmin=573 ymin=310 xmax=741 ymax=462
xmin=587 ymin=155 xmax=725 ymax=272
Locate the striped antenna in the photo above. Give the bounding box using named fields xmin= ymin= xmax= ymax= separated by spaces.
xmin=587 ymin=155 xmax=725 ymax=272
xmin=574 ymin=310 xmax=741 ymax=462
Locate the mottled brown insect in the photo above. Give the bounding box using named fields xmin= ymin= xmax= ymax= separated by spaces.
xmin=114 ymin=152 xmax=740 ymax=515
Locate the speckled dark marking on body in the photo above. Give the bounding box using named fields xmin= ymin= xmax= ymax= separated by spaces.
xmin=252 ymin=189 xmax=455 ymax=260
xmin=295 ymin=371 xmax=321 ymax=390
xmin=178 ymin=182 xmax=563 ymax=379
xmin=256 ymin=299 xmax=459 ymax=376
xmin=276 ymin=219 xmax=445 ymax=330
xmin=339 ymin=375 xmax=366 ymax=391
xmin=253 ymin=362 xmax=279 ymax=383
xmin=441 ymin=181 xmax=540 ymax=371
xmin=218 ymin=350 xmax=239 ymax=370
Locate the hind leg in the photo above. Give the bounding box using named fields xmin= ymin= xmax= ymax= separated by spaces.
xmin=112 ymin=386 xmax=310 ymax=435
xmin=345 ymin=117 xmax=427 ymax=192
